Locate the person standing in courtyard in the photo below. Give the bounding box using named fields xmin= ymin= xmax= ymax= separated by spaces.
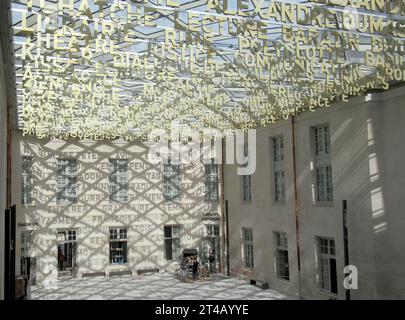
xmin=209 ymin=249 xmax=216 ymax=275
xmin=192 ymin=256 xmax=199 ymax=281
xmin=180 ymin=256 xmax=188 ymax=282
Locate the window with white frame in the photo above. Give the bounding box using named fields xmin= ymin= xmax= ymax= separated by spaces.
xmin=164 ymin=225 xmax=181 ymax=260
xmin=313 ymin=125 xmax=333 ymax=202
xmin=109 ymin=228 xmax=128 ymax=264
xmin=242 ymin=143 xmax=252 ymax=202
xmin=242 ymin=228 xmax=254 ymax=269
xmin=272 ymin=136 xmax=286 ymax=202
xmin=57 ymin=230 xmax=77 ymax=242
xmin=274 ymin=231 xmax=289 ymax=281
xmin=21 ymin=156 xmax=33 ymax=205
xmin=109 ymin=159 xmax=128 ymax=203
xmin=57 ymin=158 xmax=77 ymax=203
xmin=317 ymin=237 xmax=338 ymax=294
xmin=206 ymin=224 xmax=220 ymax=237
xmin=163 ymin=160 xmax=181 ymax=200
xmin=204 ymin=159 xmax=219 ymax=201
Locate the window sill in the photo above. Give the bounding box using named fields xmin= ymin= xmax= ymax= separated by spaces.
xmin=313 ymin=201 xmax=334 ymax=207
xmin=57 ymin=201 xmax=77 ymax=205
xmin=272 ymin=201 xmax=286 ymax=206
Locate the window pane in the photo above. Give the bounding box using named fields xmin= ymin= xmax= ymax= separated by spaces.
xmin=120 ymin=228 xmax=127 ymax=240
xmin=163 ymin=162 xmax=181 ymax=200
xmin=172 ymin=226 xmax=180 ymax=238
xmin=172 ymin=238 xmax=180 ymax=258
xmin=320 ymin=257 xmax=330 ymax=291
xmin=165 ymin=239 xmax=172 ymax=260
xmin=57 ymin=158 xmax=77 ymax=202
xmin=243 ymin=175 xmax=251 ymax=201
xmin=273 ymin=136 xmax=284 ymax=162
xmin=205 ymin=161 xmax=219 ymax=201
xmin=109 ymin=159 xmax=128 ymax=203
xmin=110 ymin=241 xmax=127 ymax=264
xmin=164 ymin=226 xmax=172 ymax=238
xmin=110 ymin=229 xmax=118 ymax=240
xmin=277 ymin=249 xmax=290 ymax=280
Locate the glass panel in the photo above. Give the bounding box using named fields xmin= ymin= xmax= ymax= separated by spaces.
xmin=243 ymin=175 xmax=251 ymax=201
xmin=326 ymin=165 xmax=333 ymax=201
xmin=319 ymin=238 xmax=329 ymax=254
xmin=163 ymin=162 xmax=181 ymax=200
xmin=68 ymin=230 xmax=76 ymax=241
xmin=321 ymin=257 xmax=330 ymax=291
xmin=172 ymin=226 xmax=180 ymax=238
xmin=324 ymin=127 xmax=330 ymax=155
xmin=110 ymin=229 xmax=118 ymax=240
xmin=164 ymin=226 xmax=172 ymax=238
xmin=273 ymin=136 xmax=284 ymax=162
xmin=205 ymin=162 xmax=219 ymax=201
xmin=57 ymin=158 xmax=77 ymax=202
xmin=172 ymin=238 xmax=181 ymax=258
xmin=165 ymin=239 xmax=172 ymax=260
xmin=329 ymin=239 xmax=336 ymax=256
xmin=278 ymin=249 xmax=289 ymax=280
xmin=110 ymin=241 xmax=127 ymax=264
xmin=109 ymin=159 xmax=128 ymax=202
xmin=120 ymin=228 xmax=127 ymax=240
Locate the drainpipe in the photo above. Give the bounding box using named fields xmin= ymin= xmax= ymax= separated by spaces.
xmin=7 ymin=107 xmax=11 ymax=209
xmin=342 ymin=200 xmax=350 ymax=300
xmin=225 ymin=200 xmax=230 ymax=276
xmin=291 ymin=116 xmax=302 ymax=298
xmin=220 ymin=138 xmax=226 ymax=274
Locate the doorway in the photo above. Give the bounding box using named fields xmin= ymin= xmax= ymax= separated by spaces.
xmin=57 ymin=230 xmax=77 ymax=277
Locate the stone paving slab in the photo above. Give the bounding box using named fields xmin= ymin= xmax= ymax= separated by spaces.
xmin=29 ymin=273 xmax=298 ymax=300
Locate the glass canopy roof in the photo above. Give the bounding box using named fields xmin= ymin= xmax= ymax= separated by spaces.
xmin=10 ymin=0 xmax=405 ymax=140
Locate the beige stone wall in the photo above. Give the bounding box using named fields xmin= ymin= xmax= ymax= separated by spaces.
xmin=12 ymin=132 xmax=222 ymax=283
xmin=224 ymin=85 xmax=405 ymax=299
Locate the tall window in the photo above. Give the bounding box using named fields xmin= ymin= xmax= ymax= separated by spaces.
xmin=272 ymin=136 xmax=286 ymax=202
xmin=57 ymin=158 xmax=77 ymax=203
xmin=317 ymin=237 xmax=338 ymax=294
xmin=274 ymin=231 xmax=289 ymax=281
xmin=163 ymin=160 xmax=181 ymax=200
xmin=109 ymin=228 xmax=128 ymax=264
xmin=313 ymin=126 xmax=333 ymax=202
xmin=205 ymin=159 xmax=219 ymax=201
xmin=20 ymin=230 xmax=32 ymax=276
xmin=242 ymin=143 xmax=252 ymax=202
xmin=206 ymin=224 xmax=220 ymax=263
xmin=21 ymin=231 xmax=32 ymax=258
xmin=164 ymin=225 xmax=180 ymax=260
xmin=242 ymin=228 xmax=254 ymax=269
xmin=22 ymin=156 xmax=33 ymax=205
xmin=109 ymin=159 xmax=128 ymax=203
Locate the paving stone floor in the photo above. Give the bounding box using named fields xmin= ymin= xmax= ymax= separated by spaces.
xmin=30 ymin=272 xmax=298 ymax=300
